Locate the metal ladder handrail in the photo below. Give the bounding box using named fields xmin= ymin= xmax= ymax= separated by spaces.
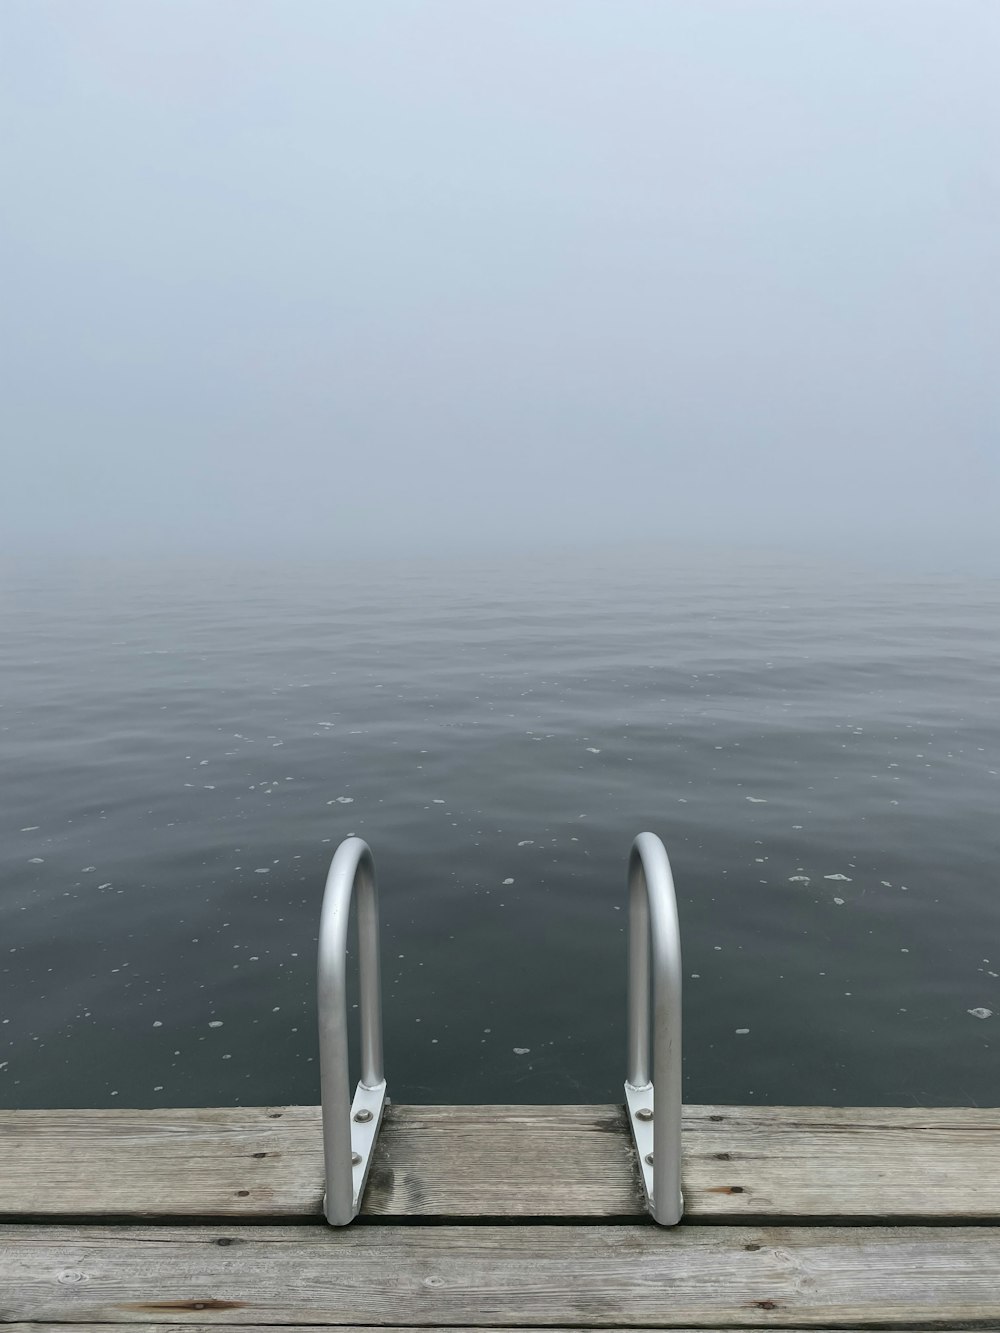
xmin=317 ymin=836 xmax=387 ymax=1225
xmin=625 ymin=831 xmax=683 ymax=1225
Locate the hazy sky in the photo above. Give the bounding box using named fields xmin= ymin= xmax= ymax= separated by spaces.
xmin=2 ymin=1 xmax=998 ymax=564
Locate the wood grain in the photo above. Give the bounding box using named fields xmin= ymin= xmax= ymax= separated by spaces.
xmin=682 ymin=1103 xmax=1000 ymax=1220
xmin=365 ymin=1103 xmax=638 ymax=1216
xmin=2 ymin=1223 xmax=999 ymax=1326
xmin=0 ymin=1106 xmax=319 ymax=1219
xmin=2 ymin=1104 xmax=999 ymax=1220
xmin=4 ymin=1327 xmax=981 ymax=1333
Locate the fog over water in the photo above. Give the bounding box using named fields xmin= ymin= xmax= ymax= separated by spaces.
xmin=2 ymin=1 xmax=998 ymax=567
xmin=1 ymin=5 xmax=998 ymax=1109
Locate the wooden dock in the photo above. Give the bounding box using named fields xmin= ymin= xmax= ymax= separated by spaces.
xmin=3 ymin=1102 xmax=1000 ymax=1329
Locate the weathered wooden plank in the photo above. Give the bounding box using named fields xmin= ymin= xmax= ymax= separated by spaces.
xmin=2 ymin=1104 xmax=999 ymax=1220
xmin=0 ymin=1105 xmax=636 ymax=1218
xmin=366 ymin=1103 xmax=638 ymax=1216
xmin=0 ymin=1106 xmax=316 ymax=1219
xmin=683 ymin=1103 xmax=1000 ymax=1220
xmin=3 ymin=1328 xmax=979 ymax=1333
xmin=2 ymin=1224 xmax=1000 ymax=1326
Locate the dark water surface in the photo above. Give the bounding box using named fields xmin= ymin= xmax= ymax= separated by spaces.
xmin=2 ymin=547 xmax=998 ymax=1109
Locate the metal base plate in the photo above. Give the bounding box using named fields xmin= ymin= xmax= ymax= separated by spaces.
xmin=351 ymin=1080 xmax=387 ymax=1213
xmin=624 ymin=1082 xmax=655 ymax=1206
xmin=625 ymin=1082 xmax=684 ymax=1221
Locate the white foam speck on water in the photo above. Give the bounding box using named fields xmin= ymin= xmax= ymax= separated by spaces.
xmin=517 ymin=840 xmax=534 ymax=846
xmin=208 ymin=1020 xmax=224 ymax=1028
xmin=968 ymin=1008 xmax=993 ymax=1020
xmin=432 ymin=799 xmax=445 ymax=804
xmin=502 ymin=877 xmax=514 ymax=885
xmin=82 ymin=866 xmax=96 ymax=873
xmin=788 ymin=875 xmax=810 ymax=884
xmin=20 ymin=827 xmax=39 ymax=832
xmin=254 ymin=868 xmax=269 ymax=874
xmin=735 ymin=1028 xmax=750 ymax=1035
xmin=824 ymin=873 xmax=853 ymax=882
xmin=833 ymin=897 xmax=845 ymax=905
xmin=513 ymin=1047 xmax=530 ymax=1055
xmin=746 ymin=796 xmax=767 ymax=803
xmin=28 ymin=858 xmax=44 ymax=864
xmin=98 ymin=883 xmax=112 ymax=890
xmin=585 ymin=747 xmax=600 ymax=754
xmin=881 ymin=881 xmax=892 ymax=887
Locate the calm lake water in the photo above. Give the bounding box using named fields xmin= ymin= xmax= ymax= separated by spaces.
xmin=2 ymin=546 xmax=998 ymax=1109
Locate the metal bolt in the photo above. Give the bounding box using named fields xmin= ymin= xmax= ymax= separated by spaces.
xmin=645 ymin=1153 xmax=654 ymax=1165
xmin=351 ymin=1151 xmax=362 ymax=1165
xmin=354 ymin=1108 xmax=373 ymax=1123
xmin=635 ymin=1107 xmax=653 ymax=1122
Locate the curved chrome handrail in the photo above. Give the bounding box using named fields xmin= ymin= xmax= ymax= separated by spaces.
xmin=318 ymin=836 xmax=387 ymax=1225
xmin=625 ymin=831 xmax=683 ymax=1225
